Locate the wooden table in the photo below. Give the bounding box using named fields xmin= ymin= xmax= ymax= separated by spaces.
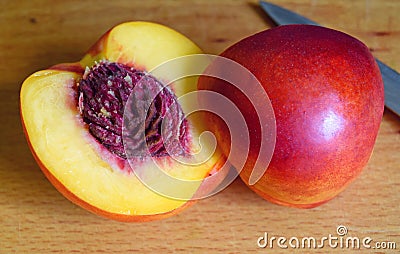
xmin=1 ymin=0 xmax=399 ymax=253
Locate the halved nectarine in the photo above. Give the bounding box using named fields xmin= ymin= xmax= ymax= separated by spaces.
xmin=20 ymin=21 xmax=227 ymax=222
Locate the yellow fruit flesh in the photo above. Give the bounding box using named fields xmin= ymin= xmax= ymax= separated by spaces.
xmin=21 ymin=69 xmax=222 ymax=215
xmin=20 ymin=22 xmax=224 ymax=216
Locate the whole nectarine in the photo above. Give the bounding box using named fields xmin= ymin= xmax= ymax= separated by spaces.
xmin=198 ymin=25 xmax=384 ymax=208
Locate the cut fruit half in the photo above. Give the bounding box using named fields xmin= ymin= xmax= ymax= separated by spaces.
xmin=20 ymin=21 xmax=228 ymax=222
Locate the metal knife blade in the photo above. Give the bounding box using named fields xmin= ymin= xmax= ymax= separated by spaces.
xmin=260 ymin=1 xmax=400 ymax=116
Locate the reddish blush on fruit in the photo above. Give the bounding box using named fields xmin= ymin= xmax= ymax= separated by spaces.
xmin=198 ymin=25 xmax=384 ymax=208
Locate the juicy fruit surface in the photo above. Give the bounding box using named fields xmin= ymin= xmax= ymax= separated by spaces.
xmin=199 ymin=25 xmax=384 ymax=207
xmin=20 ymin=22 xmax=226 ymax=220
xmin=21 ymin=71 xmax=187 ymax=215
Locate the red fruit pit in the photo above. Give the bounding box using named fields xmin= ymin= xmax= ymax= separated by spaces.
xmin=78 ymin=61 xmax=189 ymax=159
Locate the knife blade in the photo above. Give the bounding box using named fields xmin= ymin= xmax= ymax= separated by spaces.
xmin=259 ymin=1 xmax=400 ymax=116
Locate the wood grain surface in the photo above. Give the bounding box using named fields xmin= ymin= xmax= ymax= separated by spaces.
xmin=0 ymin=0 xmax=399 ymax=253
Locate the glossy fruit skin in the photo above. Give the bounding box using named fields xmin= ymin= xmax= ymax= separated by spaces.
xmin=199 ymin=25 xmax=384 ymax=208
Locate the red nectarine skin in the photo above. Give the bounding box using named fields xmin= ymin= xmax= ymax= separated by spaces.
xmin=50 ymin=62 xmax=84 ymax=74
xmin=199 ymin=25 xmax=384 ymax=207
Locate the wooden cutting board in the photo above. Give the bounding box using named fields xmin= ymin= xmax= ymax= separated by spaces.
xmin=1 ymin=0 xmax=399 ymax=253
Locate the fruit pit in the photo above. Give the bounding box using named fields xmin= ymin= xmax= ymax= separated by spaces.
xmin=77 ymin=60 xmax=189 ymax=159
